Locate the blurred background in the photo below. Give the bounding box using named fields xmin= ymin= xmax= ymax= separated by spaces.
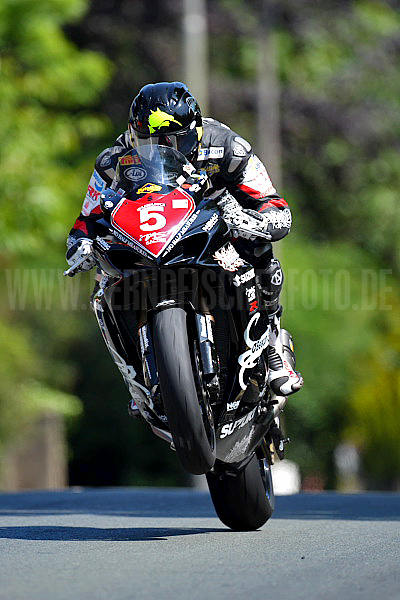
xmin=0 ymin=0 xmax=399 ymax=492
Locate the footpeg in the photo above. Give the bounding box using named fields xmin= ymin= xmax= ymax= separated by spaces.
xmin=271 ymin=424 xmax=290 ymax=460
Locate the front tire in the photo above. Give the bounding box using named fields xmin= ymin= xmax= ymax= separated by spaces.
xmin=153 ymin=307 xmax=215 ymax=475
xmin=206 ymin=455 xmax=274 ymax=530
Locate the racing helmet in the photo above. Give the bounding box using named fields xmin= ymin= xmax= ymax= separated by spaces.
xmin=128 ymin=82 xmax=203 ymax=161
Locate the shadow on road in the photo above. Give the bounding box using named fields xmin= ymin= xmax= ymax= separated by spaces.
xmin=0 ymin=525 xmax=226 ymax=541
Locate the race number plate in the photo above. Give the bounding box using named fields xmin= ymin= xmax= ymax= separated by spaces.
xmin=111 ymin=189 xmax=195 ymax=258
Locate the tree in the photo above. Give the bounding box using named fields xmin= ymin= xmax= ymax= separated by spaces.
xmin=0 ymin=0 xmax=111 ymax=466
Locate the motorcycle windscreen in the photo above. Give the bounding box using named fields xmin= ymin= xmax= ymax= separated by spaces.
xmin=114 ymin=144 xmax=195 ymax=196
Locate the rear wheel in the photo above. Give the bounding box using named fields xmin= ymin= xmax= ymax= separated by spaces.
xmin=153 ymin=307 xmax=215 ymax=475
xmin=206 ymin=455 xmax=275 ymax=530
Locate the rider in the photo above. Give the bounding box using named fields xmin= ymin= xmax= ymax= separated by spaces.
xmin=66 ymin=81 xmax=303 ymax=397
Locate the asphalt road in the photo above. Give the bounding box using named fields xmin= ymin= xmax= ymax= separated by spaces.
xmin=0 ymin=488 xmax=399 ymax=600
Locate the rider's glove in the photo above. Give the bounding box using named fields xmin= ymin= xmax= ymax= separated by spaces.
xmin=65 ymin=238 xmax=96 ymax=276
xmin=242 ymin=208 xmax=271 ymax=239
xmin=217 ymin=192 xmax=271 ymax=241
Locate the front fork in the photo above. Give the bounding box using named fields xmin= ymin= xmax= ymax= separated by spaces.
xmin=195 ymin=313 xmax=220 ymax=403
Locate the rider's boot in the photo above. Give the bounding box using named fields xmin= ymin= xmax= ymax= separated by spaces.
xmin=266 ymin=308 xmax=303 ymax=396
xmin=256 ymin=257 xmax=303 ymax=397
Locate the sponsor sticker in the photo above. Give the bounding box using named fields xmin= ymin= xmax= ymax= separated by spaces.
xmin=119 ymin=154 xmax=141 ymax=165
xmin=137 ymin=202 xmax=165 ymax=214
xmin=249 ymin=300 xmax=258 ymax=313
xmin=227 ymin=400 xmax=240 ymax=411
xmin=237 ymin=313 xmax=269 ymax=389
xmin=109 ymin=227 xmax=148 ymax=257
xmin=100 ymin=154 xmax=111 ymax=167
xmin=198 ymin=147 xmax=224 ymax=160
xmin=205 ymin=163 xmax=220 ymax=176
xmin=139 ymin=231 xmax=169 ymax=246
xmin=202 ymin=212 xmax=219 ymax=232
xmin=137 ymin=183 xmax=162 ymax=194
xmin=209 ymin=147 xmax=224 ymax=158
xmin=87 ymin=185 xmax=101 ymax=201
xmin=232 ymin=268 xmax=255 ymax=287
xmin=248 ymin=155 xmax=263 ymax=171
xmin=220 ymin=407 xmax=257 ymax=439
xmin=124 ymin=167 xmax=147 ymax=182
xmin=245 ymin=286 xmax=256 ymax=303
xmin=213 ymin=243 xmax=245 ymax=272
xmin=93 ymin=170 xmax=106 ymax=191
xmin=82 ymin=170 xmax=106 ymax=216
xmin=172 ymin=199 xmax=189 ymax=209
xmin=96 ymin=237 xmax=110 ymax=251
xmin=183 ymin=163 xmax=196 ymax=175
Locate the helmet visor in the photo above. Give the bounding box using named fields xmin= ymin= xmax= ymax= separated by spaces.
xmin=129 ymin=121 xmax=198 ymax=159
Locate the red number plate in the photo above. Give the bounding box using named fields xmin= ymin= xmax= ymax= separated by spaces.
xmin=111 ymin=189 xmax=195 ymax=258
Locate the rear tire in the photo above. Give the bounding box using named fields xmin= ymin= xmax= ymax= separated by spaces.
xmin=206 ymin=455 xmax=274 ymax=530
xmin=153 ymin=307 xmax=215 ymax=475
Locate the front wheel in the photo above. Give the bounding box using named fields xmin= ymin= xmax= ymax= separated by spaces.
xmin=206 ymin=455 xmax=275 ymax=530
xmin=153 ymin=307 xmax=216 ymax=475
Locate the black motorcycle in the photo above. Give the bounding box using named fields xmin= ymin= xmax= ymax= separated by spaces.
xmin=65 ymin=144 xmax=298 ymax=530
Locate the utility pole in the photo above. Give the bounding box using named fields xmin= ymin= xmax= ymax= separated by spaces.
xmin=257 ymin=3 xmax=291 ymax=444
xmin=257 ymin=3 xmax=282 ymax=190
xmin=182 ymin=0 xmax=209 ymax=114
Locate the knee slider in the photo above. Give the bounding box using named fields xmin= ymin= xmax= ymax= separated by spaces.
xmin=261 ymin=258 xmax=283 ymax=293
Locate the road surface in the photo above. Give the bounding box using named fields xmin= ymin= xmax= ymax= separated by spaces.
xmin=0 ymin=488 xmax=399 ymax=599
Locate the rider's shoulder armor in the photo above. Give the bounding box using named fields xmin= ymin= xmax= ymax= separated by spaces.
xmin=94 ymin=131 xmax=131 ymax=185
xmin=196 ymin=118 xmax=253 ymax=186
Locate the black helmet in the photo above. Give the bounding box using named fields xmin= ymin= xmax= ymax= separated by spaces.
xmin=128 ymin=81 xmax=202 ymax=160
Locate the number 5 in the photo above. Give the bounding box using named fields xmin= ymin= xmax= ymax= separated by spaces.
xmin=139 ymin=205 xmax=167 ymax=232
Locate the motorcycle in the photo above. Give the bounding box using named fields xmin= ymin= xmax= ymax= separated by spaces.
xmin=65 ymin=144 xmax=298 ymax=530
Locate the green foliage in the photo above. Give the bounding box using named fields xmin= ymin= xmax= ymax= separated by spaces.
xmin=281 ymin=230 xmax=400 ymax=484
xmin=344 ymin=294 xmax=400 ymax=488
xmin=0 ymin=0 xmax=112 ymax=260
xmin=0 ymin=0 xmax=111 ymax=468
xmin=0 ymin=318 xmax=81 ymax=452
xmin=277 ymin=1 xmax=400 ymax=270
